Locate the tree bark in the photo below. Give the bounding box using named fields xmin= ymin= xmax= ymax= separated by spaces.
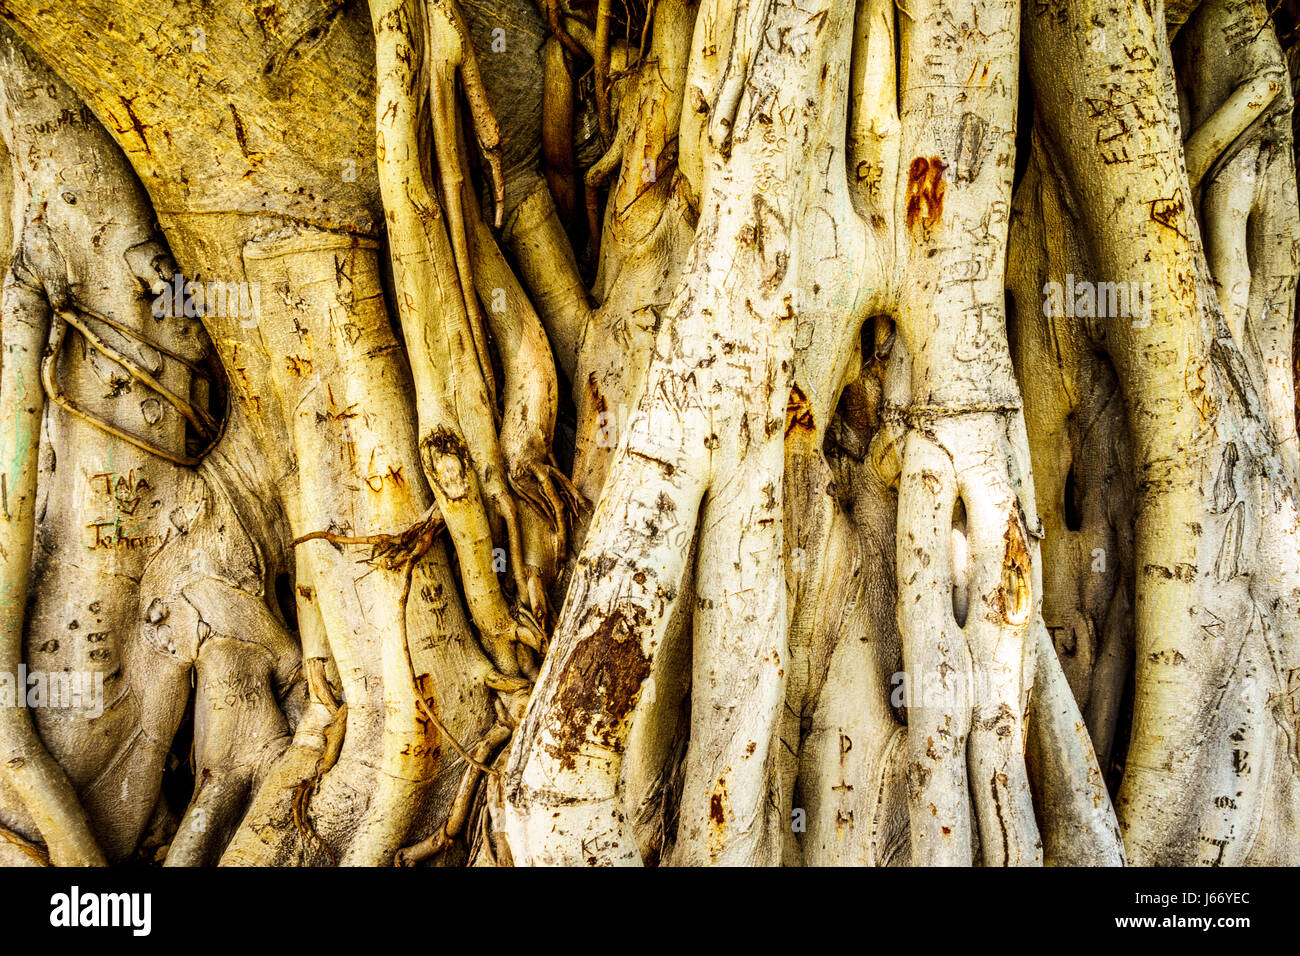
xmin=0 ymin=0 xmax=1297 ymax=867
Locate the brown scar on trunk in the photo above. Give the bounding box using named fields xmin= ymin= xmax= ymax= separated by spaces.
xmin=547 ymin=606 xmax=653 ymax=770
xmin=905 ymin=156 xmax=948 ymax=232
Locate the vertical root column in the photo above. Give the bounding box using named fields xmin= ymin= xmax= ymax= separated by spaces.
xmin=243 ymin=232 xmax=450 ymax=865
xmin=0 ymin=269 xmax=105 ymax=866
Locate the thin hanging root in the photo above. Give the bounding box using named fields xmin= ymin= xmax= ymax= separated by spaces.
xmin=446 ymin=2 xmax=504 ymax=227
xmin=538 ymin=0 xmax=587 ymax=60
xmin=594 ymin=0 xmax=614 ymax=145
xmin=0 ymin=825 xmax=49 ymax=866
xmin=292 ymin=505 xmax=444 ymax=570
xmin=292 ymin=702 xmax=349 ymax=865
xmin=507 ymin=459 xmax=587 ymax=554
xmin=0 ymin=271 xmax=105 ymax=867
xmin=56 ymin=307 xmax=216 ymax=434
xmin=638 ymin=0 xmax=658 ymax=63
xmin=70 ymin=298 xmax=213 ymax=380
xmin=430 ymin=0 xmax=505 ymax=226
xmin=584 ymin=118 xmax=630 ymax=263
xmin=40 ymin=304 xmax=225 ymax=468
xmin=395 ymin=560 xmax=502 ymax=775
xmin=427 ymin=0 xmax=503 ymax=406
xmin=394 ymin=723 xmax=513 ymax=866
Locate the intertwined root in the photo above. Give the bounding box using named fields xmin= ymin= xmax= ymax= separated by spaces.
xmin=1015 ymin=0 xmax=1300 ymax=865
xmin=370 ymin=0 xmax=575 ymax=689
xmin=0 ymin=215 xmax=105 ymax=867
xmin=395 ymin=723 xmax=511 ymax=865
xmin=295 ymin=506 xmax=445 ymax=571
xmin=895 ymin=413 xmax=1044 ymax=864
xmin=7 ymin=0 xmax=1298 ymax=872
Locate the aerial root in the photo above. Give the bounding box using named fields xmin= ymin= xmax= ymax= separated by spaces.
xmin=306 ymin=657 xmax=341 ymax=714
xmin=394 ymin=723 xmax=513 ymax=866
xmin=594 ymin=0 xmax=614 ymax=145
xmin=388 ymin=560 xmax=504 ymax=777
xmin=292 ymin=505 xmax=445 ymax=570
xmin=292 ymin=703 xmax=349 ymax=866
xmin=393 ymin=667 xmax=531 ymax=865
xmin=55 ymin=306 xmax=215 ymax=433
xmin=508 ymin=458 xmax=588 ymax=554
xmin=0 ymin=824 xmax=49 ymax=866
xmin=427 ymin=0 xmax=504 ymax=406
xmin=584 ymin=118 xmax=631 ymax=261
xmin=536 ymin=0 xmax=587 ymax=59
xmin=429 ymin=0 xmax=505 ymax=227
xmin=39 ymin=297 xmax=223 ymax=467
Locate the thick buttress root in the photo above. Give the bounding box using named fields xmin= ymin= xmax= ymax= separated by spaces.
xmin=1022 ymin=0 xmax=1300 ymax=865
xmin=290 ymin=522 xmax=532 ymax=862
xmin=0 ymin=216 xmax=105 ymax=866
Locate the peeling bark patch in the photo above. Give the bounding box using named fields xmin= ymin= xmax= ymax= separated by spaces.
xmin=954 ymin=113 xmax=988 ymax=184
xmin=996 ymin=515 xmax=1031 ymax=626
xmin=905 ymin=157 xmax=948 ymax=231
xmin=420 ymin=427 xmax=473 ymax=499
xmin=549 ymin=607 xmax=653 ymax=769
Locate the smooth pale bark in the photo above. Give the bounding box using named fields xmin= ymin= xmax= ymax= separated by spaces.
xmin=1024 ymin=0 xmax=1300 ymax=864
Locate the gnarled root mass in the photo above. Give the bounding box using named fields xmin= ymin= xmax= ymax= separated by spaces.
xmin=0 ymin=0 xmax=1298 ymax=867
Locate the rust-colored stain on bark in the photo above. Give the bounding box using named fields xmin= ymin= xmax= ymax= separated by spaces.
xmin=786 ymin=383 xmax=815 ymax=436
xmin=586 ymin=371 xmax=607 ymax=415
xmin=996 ymin=515 xmax=1032 ymax=626
xmin=548 ymin=606 xmax=652 ymax=770
xmin=413 ymin=672 xmax=445 ymax=767
xmin=709 ymin=791 xmax=726 ymax=825
xmin=905 ymin=156 xmax=948 ymax=232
